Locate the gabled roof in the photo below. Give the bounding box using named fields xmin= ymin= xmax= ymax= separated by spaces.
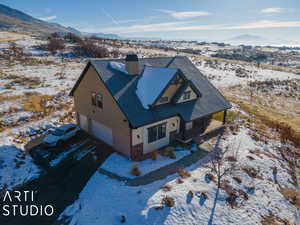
xmin=136 ymin=66 xmax=178 ymax=109
xmin=70 ymin=56 xmax=231 ymax=128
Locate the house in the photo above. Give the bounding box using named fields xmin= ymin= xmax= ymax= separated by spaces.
xmin=70 ymin=55 xmax=231 ymax=161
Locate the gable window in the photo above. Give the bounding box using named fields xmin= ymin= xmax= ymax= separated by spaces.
xmin=91 ymin=92 xmax=103 ymax=108
xmin=148 ymin=123 xmax=166 ymax=143
xmin=91 ymin=92 xmax=96 ymax=106
xmin=183 ymin=91 xmax=191 ymax=100
xmin=96 ymin=94 xmax=103 ymax=108
xmin=159 ymin=97 xmax=168 ymax=103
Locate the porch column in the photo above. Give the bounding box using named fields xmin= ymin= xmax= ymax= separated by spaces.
xmin=223 ymin=110 xmax=227 ymax=125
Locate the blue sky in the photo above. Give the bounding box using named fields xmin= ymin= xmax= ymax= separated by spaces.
xmin=1 ymin=0 xmax=299 ymax=42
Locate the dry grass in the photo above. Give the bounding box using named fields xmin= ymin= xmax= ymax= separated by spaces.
xmin=261 ymin=211 xmax=294 ymax=225
xmin=23 ymin=95 xmax=52 ymax=113
xmin=280 ymin=188 xmax=300 ymax=208
xmin=242 ymin=166 xmax=263 ymax=179
xmin=228 ymin=96 xmax=300 ymax=145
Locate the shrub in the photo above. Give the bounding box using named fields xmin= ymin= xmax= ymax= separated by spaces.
xmin=47 ymin=38 xmax=65 ymax=54
xmin=178 ymin=168 xmax=191 ymax=179
xmin=130 ymin=164 xmax=141 ymax=176
xmin=161 ymin=146 xmax=176 ymax=159
xmin=176 ymin=178 xmax=184 ymax=184
xmin=238 ymin=189 xmax=249 ymax=201
xmin=74 ymin=39 xmax=109 ymax=58
xmin=233 ymin=176 xmax=242 ymax=184
xmin=226 ymin=155 xmax=237 ymax=162
xmin=161 ymin=184 xmax=172 ymax=192
xmin=242 ymin=166 xmax=261 ymax=179
xmin=226 ymin=192 xmax=238 ymax=208
xmin=246 ymin=155 xmax=255 ymax=160
xmin=151 ymin=151 xmax=158 ymax=160
xmin=64 ymin=33 xmax=83 ymax=43
xmin=220 ymin=180 xmax=236 ymax=196
xmin=162 ymin=196 xmax=175 ymax=207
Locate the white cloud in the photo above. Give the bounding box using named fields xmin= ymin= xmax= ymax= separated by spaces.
xmin=261 ymin=8 xmax=283 ymax=13
xmin=156 ymin=9 xmax=211 ymax=19
xmin=102 ymin=20 xmax=300 ymax=34
xmin=102 ymin=21 xmax=191 ymax=33
xmin=39 ymin=15 xmax=57 ymax=21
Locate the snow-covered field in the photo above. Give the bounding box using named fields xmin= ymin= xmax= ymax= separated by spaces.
xmin=58 ymin=127 xmax=299 ymax=225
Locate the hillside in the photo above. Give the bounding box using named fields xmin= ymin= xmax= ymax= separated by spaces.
xmin=0 ymin=3 xmax=78 ymax=34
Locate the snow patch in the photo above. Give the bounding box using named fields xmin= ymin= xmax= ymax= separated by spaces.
xmin=136 ymin=66 xmax=178 ymax=109
xmin=109 ymin=62 xmax=128 ymax=74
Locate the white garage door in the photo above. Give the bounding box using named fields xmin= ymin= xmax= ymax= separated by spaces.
xmin=91 ymin=120 xmax=113 ymax=145
xmin=79 ymin=114 xmax=88 ymax=131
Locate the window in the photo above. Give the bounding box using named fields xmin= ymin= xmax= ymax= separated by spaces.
xmin=183 ymin=91 xmax=191 ymax=100
xmin=159 ymin=97 xmax=168 ymax=103
xmin=96 ymin=94 xmax=103 ymax=108
xmin=185 ymin=121 xmax=193 ymax=130
xmin=148 ymin=123 xmax=167 ymax=143
xmin=91 ymin=92 xmax=103 ymax=108
xmin=91 ymin=92 xmax=96 ymax=106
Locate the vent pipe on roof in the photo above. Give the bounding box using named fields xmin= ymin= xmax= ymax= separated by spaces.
xmin=125 ymin=54 xmax=139 ymax=75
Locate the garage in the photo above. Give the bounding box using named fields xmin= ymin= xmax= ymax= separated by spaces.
xmin=79 ymin=114 xmax=88 ymax=131
xmin=91 ymin=120 xmax=113 ymax=145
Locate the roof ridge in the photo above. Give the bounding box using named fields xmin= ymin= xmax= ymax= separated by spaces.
xmin=165 ymin=56 xmax=177 ymax=68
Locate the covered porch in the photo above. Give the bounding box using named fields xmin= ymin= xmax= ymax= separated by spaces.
xmin=175 ymin=110 xmax=228 ymax=143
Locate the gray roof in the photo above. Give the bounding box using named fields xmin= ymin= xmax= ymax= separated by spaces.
xmin=72 ymin=56 xmax=231 ymax=128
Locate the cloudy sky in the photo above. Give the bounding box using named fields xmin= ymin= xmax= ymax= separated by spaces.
xmin=2 ymin=0 xmax=299 ymax=43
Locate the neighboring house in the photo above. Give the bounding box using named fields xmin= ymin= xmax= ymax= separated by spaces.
xmin=70 ymin=55 xmax=231 ymax=161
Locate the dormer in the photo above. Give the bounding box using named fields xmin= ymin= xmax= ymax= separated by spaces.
xmin=136 ymin=66 xmax=200 ymax=109
xmin=171 ymin=80 xmax=200 ymax=104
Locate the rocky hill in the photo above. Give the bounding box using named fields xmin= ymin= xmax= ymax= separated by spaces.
xmin=0 ymin=3 xmax=79 ymax=34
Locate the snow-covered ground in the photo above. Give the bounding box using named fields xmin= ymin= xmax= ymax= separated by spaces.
xmin=58 ymin=127 xmax=299 ymax=225
xmin=190 ymin=57 xmax=300 ymax=88
xmin=101 ymin=148 xmax=192 ymax=179
xmin=0 ymin=145 xmax=40 ymax=191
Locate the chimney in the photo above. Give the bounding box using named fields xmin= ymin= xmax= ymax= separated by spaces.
xmin=125 ymin=54 xmax=139 ymax=75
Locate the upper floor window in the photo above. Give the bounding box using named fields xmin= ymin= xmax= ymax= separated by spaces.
xmin=159 ymin=96 xmax=168 ymax=103
xmin=183 ymin=91 xmax=191 ymax=100
xmin=91 ymin=92 xmax=103 ymax=108
xmin=148 ymin=123 xmax=166 ymax=143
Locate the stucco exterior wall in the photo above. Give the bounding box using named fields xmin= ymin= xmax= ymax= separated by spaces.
xmin=131 ymin=116 xmax=180 ymax=154
xmin=73 ymin=65 xmax=132 ymax=157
